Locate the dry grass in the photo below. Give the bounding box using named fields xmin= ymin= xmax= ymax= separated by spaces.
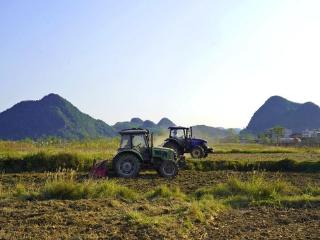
xmin=213 ymin=143 xmax=320 ymax=154
xmin=0 ymin=138 xmax=118 ymax=160
xmin=1 ymin=140 xmax=320 ymax=174
xmin=194 ymin=175 xmax=320 ymax=207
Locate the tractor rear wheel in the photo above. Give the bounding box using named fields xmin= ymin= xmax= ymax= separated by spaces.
xmin=191 ymin=146 xmax=204 ymax=159
xmin=163 ymin=142 xmax=182 ymax=155
xmin=113 ymin=154 xmax=140 ymax=178
xmin=158 ymin=161 xmax=178 ymax=178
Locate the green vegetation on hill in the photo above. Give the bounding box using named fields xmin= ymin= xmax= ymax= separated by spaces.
xmin=245 ymin=96 xmax=320 ymax=134
xmin=192 ymin=125 xmax=240 ymax=143
xmin=0 ymin=94 xmax=117 ymax=140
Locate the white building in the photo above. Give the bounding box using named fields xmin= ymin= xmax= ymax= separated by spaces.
xmin=284 ymin=129 xmax=293 ymax=138
xmin=302 ymin=129 xmax=320 ymax=138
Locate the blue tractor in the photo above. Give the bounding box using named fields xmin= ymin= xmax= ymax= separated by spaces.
xmin=163 ymin=126 xmax=214 ymax=158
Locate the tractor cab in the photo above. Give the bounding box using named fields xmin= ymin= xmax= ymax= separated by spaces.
xmin=119 ymin=128 xmax=151 ymax=161
xmin=167 ymin=126 xmax=193 ymax=151
xmin=169 ymin=126 xmax=192 ymax=139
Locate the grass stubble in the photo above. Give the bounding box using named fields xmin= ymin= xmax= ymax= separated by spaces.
xmin=0 ymin=141 xmax=320 ymax=238
xmin=0 ymin=171 xmax=319 ymax=238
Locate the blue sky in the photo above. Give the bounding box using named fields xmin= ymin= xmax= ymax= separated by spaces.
xmin=1 ymin=0 xmax=320 ymax=128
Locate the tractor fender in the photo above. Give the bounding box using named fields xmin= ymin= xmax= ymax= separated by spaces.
xmin=153 ymin=157 xmax=178 ymax=171
xmin=163 ymin=138 xmax=181 ymax=148
xmin=112 ymin=149 xmax=143 ymax=169
xmin=163 ymin=139 xmax=184 ymax=155
xmin=190 ymin=138 xmax=207 ymax=147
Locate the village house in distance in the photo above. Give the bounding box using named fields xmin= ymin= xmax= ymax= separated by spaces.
xmin=260 ymin=127 xmax=320 ymax=146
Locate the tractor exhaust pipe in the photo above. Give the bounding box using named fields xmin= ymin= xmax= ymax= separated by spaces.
xmin=151 ymin=133 xmax=154 ymax=149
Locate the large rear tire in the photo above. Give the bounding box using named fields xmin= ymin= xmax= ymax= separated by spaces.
xmin=191 ymin=146 xmax=204 ymax=159
xmin=113 ymin=154 xmax=140 ymax=178
xmin=158 ymin=161 xmax=178 ymax=178
xmin=163 ymin=142 xmax=183 ymax=155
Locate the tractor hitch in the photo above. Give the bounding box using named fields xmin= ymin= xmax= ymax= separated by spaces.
xmin=178 ymin=155 xmax=187 ymax=168
xmin=89 ymin=160 xmax=108 ymax=178
xmin=206 ymin=147 xmax=214 ymax=154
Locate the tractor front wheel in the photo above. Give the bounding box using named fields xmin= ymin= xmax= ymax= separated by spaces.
xmin=191 ymin=146 xmax=204 ymax=159
xmin=158 ymin=161 xmax=178 ymax=178
xmin=113 ymin=154 xmax=140 ymax=178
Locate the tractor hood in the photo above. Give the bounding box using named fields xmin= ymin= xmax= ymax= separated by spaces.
xmin=152 ymin=147 xmax=176 ymax=161
xmin=191 ymin=138 xmax=207 ymax=145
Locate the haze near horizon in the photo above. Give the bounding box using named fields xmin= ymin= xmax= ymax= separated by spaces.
xmin=1 ymin=0 xmax=320 ymax=128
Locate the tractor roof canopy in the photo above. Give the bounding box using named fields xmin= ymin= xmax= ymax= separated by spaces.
xmin=168 ymin=126 xmax=189 ymax=130
xmin=119 ymin=128 xmax=149 ymax=135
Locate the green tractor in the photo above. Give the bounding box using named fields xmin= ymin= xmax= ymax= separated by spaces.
xmin=112 ymin=128 xmax=185 ymax=178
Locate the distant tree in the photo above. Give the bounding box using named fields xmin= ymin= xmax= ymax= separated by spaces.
xmin=271 ymin=126 xmax=285 ymax=145
xmin=23 ymin=137 xmax=33 ymax=143
xmin=240 ymin=132 xmax=256 ymax=143
xmin=258 ymin=133 xmax=271 ymax=144
xmin=224 ymin=129 xmax=240 ymax=143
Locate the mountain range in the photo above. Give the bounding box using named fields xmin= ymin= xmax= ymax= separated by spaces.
xmin=244 ymin=96 xmax=320 ymax=134
xmin=0 ymin=94 xmax=117 ymax=140
xmin=113 ymin=117 xmax=175 ymax=134
xmin=2 ymin=94 xmax=316 ymax=140
xmin=0 ymin=94 xmax=235 ymax=141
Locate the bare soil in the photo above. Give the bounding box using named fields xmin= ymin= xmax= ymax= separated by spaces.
xmin=0 ymin=170 xmax=319 ymax=239
xmin=0 ymin=199 xmax=319 ymax=239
